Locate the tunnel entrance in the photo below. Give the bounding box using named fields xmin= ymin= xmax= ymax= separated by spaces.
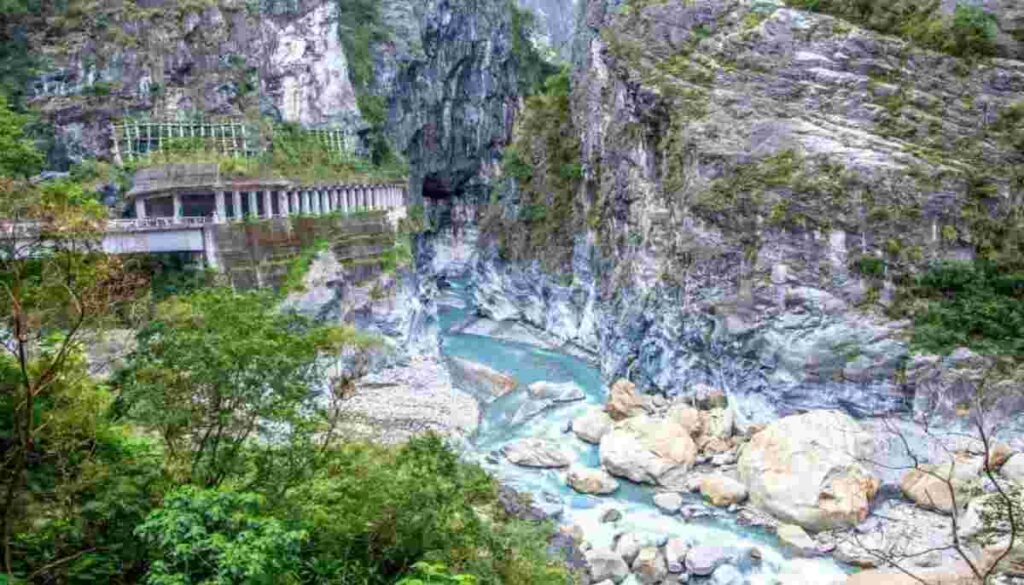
xmin=422 ymin=173 xmax=453 ymax=200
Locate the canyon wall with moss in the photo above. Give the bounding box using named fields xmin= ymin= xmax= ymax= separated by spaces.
xmin=470 ymin=0 xmax=1024 ymax=427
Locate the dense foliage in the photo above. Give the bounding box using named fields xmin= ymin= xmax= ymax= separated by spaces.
xmin=905 ymin=261 xmax=1024 ymax=356
xmin=786 ymin=0 xmax=1000 ymax=58
xmin=3 ymin=284 xmax=570 ymax=583
xmin=0 ymin=100 xmax=568 ymax=583
xmin=335 ymin=0 xmax=401 ymax=167
xmin=483 ymin=69 xmax=582 ymax=273
xmin=126 ymin=123 xmax=407 ymax=185
xmin=0 ymin=94 xmax=43 ymax=177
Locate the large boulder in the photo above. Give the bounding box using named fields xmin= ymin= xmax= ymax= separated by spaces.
xmin=776 ymin=523 xmax=818 ymax=557
xmin=667 ymin=404 xmax=702 ymax=436
xmin=845 ymin=564 xmax=979 ymax=584
xmin=700 ymin=474 xmax=748 ymax=507
xmin=900 ymin=455 xmax=982 ymax=514
xmin=566 ymin=466 xmax=620 ymax=495
xmin=653 ymin=492 xmax=683 ymax=514
xmin=586 ymin=548 xmax=629 ymax=583
xmin=737 ymin=410 xmax=880 ymax=531
xmin=631 ymin=547 xmax=667 ymax=584
xmin=618 ymin=415 xmax=698 ymax=467
xmin=599 ymin=416 xmax=696 ymax=487
xmin=664 ymin=537 xmax=688 ymax=573
xmin=685 ymin=546 xmax=735 ymax=576
xmin=503 ymin=438 xmax=571 ymax=468
xmin=528 ymin=380 xmax=586 ymax=403
xmin=605 ymin=378 xmax=644 ymax=420
xmin=447 ymin=357 xmax=516 ymax=399
xmin=573 ymin=408 xmax=614 ymax=444
xmin=1002 ymin=453 xmax=1024 ymax=483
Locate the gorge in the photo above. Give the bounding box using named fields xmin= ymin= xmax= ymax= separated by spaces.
xmin=2 ymin=0 xmax=1024 ymax=583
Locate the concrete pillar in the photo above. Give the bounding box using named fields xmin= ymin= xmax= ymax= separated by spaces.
xmin=291 ymin=191 xmax=300 ymax=215
xmin=215 ymin=191 xmax=226 ymax=223
xmin=202 ymin=225 xmax=219 ymax=270
xmin=301 ymin=190 xmax=311 ymax=214
xmin=345 ymin=188 xmax=353 ymax=212
xmin=248 ymin=191 xmax=258 ymax=218
xmin=329 ymin=188 xmax=338 ymax=211
xmin=321 ymin=189 xmax=330 ymax=214
xmin=360 ymin=186 xmax=367 ymax=210
xmin=135 ymin=198 xmax=146 ymax=219
xmin=371 ymin=187 xmax=378 ymax=210
xmin=233 ymin=191 xmax=243 ymax=221
xmin=173 ymin=193 xmax=183 ymax=219
xmin=263 ymin=190 xmax=273 ymax=219
xmin=311 ymin=189 xmax=321 ymax=215
xmin=279 ymin=191 xmax=290 ymax=216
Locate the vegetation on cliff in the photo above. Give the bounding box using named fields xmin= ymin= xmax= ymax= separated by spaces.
xmin=785 ymin=0 xmax=1000 ymax=59
xmin=483 ymin=69 xmax=582 ymax=273
xmin=125 ymin=122 xmax=407 ymax=185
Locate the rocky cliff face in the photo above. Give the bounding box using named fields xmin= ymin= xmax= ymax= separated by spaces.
xmin=24 ymin=0 xmax=360 ymax=166
xmin=371 ymin=0 xmax=532 ymax=206
xmin=468 ymin=0 xmax=1024 ymax=426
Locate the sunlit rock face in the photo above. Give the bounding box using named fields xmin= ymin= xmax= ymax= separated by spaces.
xmin=26 ymin=0 xmax=361 ymax=166
xmin=465 ymin=0 xmax=1024 ymax=426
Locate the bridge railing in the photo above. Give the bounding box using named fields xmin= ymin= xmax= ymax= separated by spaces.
xmin=107 ymin=217 xmax=212 ymax=231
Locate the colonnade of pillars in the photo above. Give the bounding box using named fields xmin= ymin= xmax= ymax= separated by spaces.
xmin=213 ymin=184 xmax=405 ymax=223
xmin=134 ymin=184 xmax=406 ymax=222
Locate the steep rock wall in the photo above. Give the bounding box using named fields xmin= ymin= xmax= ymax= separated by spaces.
xmin=24 ymin=0 xmax=359 ymax=165
xmin=471 ymin=0 xmax=1024 ymax=425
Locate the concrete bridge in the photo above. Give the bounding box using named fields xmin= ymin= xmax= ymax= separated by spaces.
xmin=5 ymin=164 xmax=409 ymax=279
xmin=99 ymin=164 xmax=407 ymax=266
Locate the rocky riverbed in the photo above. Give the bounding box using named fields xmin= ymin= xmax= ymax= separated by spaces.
xmin=350 ymin=275 xmax=1023 ymax=584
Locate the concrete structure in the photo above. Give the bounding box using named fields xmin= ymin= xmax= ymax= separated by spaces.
xmin=111 ymin=164 xmax=407 ymax=267
xmin=128 ymin=163 xmax=405 ymax=224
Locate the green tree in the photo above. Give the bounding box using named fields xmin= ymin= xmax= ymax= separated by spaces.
xmin=0 ymin=177 xmax=148 ymax=575
xmin=281 ymin=435 xmax=569 ymax=584
xmin=134 ymin=486 xmax=306 ymax=585
xmin=0 ymin=94 xmax=43 ymax=177
xmin=116 ymin=288 xmax=363 ymax=486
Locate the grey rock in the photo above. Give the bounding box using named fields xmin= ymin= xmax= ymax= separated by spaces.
xmin=573 ymin=408 xmax=614 ymax=444
xmin=503 ymin=438 xmax=571 ymax=468
xmin=664 ymin=537 xmax=689 ymax=573
xmin=653 ymin=492 xmax=683 ymax=514
xmin=1001 ymin=453 xmax=1024 ymax=483
xmin=601 ymin=508 xmax=623 ymax=523
xmin=710 ymin=564 xmax=744 ymax=585
xmin=684 ymin=546 xmax=735 ymax=576
xmin=586 ymin=548 xmax=629 ymax=583
xmin=527 ymin=380 xmax=586 ymax=402
xmin=613 ymin=533 xmax=646 ymax=565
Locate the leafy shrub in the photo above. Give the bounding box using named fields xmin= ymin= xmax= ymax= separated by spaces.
xmin=857 ymin=257 xmax=887 ymax=277
xmin=398 ymin=562 xmax=477 ymax=584
xmin=503 ymin=148 xmax=534 ymax=181
xmin=786 ymin=0 xmax=999 ymax=58
xmin=280 ymin=435 xmax=570 ymax=584
xmin=909 ymin=261 xmax=1024 ymax=355
xmin=0 ymin=93 xmax=44 ymax=177
xmin=135 ymin=487 xmax=307 ymax=585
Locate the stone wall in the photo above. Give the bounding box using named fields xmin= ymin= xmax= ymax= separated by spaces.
xmin=209 ymin=212 xmax=397 ymax=290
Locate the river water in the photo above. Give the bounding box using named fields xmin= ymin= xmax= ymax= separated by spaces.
xmin=437 ymin=281 xmax=849 ymax=584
